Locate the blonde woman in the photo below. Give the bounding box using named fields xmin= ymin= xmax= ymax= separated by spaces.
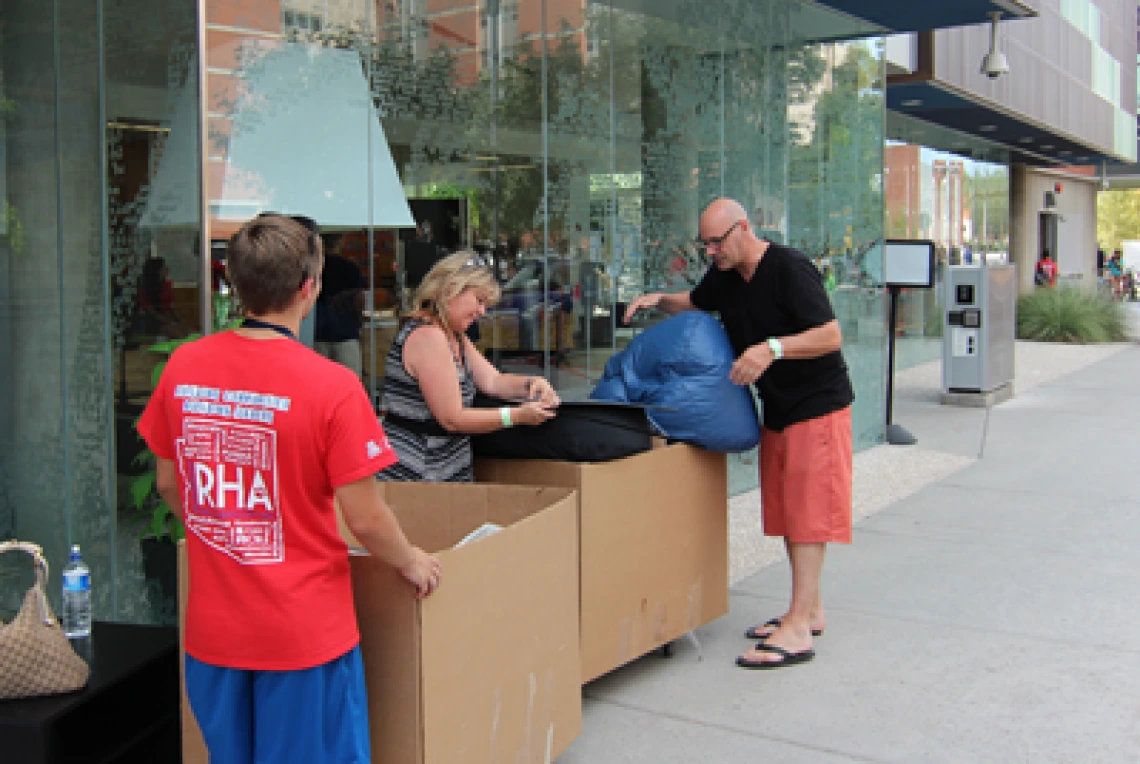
xmin=379 ymin=252 xmax=559 ymax=482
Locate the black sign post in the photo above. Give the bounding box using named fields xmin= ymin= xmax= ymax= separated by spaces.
xmin=882 ymin=240 xmax=936 ymax=446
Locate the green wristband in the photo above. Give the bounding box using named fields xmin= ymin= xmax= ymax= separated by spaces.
xmin=499 ymin=407 xmax=514 ymax=427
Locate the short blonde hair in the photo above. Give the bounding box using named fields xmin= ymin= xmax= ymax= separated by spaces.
xmin=407 ymin=251 xmax=501 ymax=334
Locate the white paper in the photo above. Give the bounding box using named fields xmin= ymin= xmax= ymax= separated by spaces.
xmin=454 ymin=522 xmax=504 ymax=549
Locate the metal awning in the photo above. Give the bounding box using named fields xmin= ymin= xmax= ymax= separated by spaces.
xmin=888 ymin=81 xmax=1130 ymax=168
xmin=808 ymin=0 xmax=1036 ymax=34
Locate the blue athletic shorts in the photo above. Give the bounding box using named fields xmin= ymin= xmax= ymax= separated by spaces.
xmin=185 ymin=645 xmax=371 ymax=764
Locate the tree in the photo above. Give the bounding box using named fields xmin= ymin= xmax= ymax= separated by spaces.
xmin=1097 ymin=189 xmax=1140 ymax=253
xmin=789 ymin=42 xmax=883 ymax=259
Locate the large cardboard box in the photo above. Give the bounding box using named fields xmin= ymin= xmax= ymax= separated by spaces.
xmin=361 ymin=320 xmax=399 ymax=382
xmin=476 ymin=443 xmax=728 ymax=684
xmin=180 ymin=483 xmax=582 ymax=764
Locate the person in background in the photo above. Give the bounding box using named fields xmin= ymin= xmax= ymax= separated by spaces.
xmin=138 ymin=214 xmax=440 ymax=763
xmin=624 ymin=198 xmax=854 ymax=671
xmin=1109 ymin=250 xmax=1125 ymax=299
xmin=379 ymin=252 xmax=560 ymax=483
xmin=314 ymin=235 xmax=367 ymax=379
xmin=1035 ymin=249 xmax=1058 ymax=288
xmin=137 ymin=256 xmax=189 ymax=338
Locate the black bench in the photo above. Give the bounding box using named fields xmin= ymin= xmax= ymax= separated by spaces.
xmin=0 ymin=621 xmax=179 ymax=763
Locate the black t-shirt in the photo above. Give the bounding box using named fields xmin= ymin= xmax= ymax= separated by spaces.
xmin=690 ymin=242 xmax=854 ymax=432
xmin=315 ymin=255 xmax=365 ymax=342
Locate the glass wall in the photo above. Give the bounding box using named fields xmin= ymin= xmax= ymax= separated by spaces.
xmin=885 ymin=112 xmax=1010 ymax=369
xmin=2 ymin=0 xmax=888 ymax=625
xmin=0 ymin=0 xmax=202 ymax=624
xmin=206 ymin=0 xmax=886 ymax=489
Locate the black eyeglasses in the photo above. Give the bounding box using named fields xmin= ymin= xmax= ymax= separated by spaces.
xmin=695 ymin=220 xmax=743 ymax=249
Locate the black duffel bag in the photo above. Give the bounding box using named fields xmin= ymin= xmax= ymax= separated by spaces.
xmin=471 ymin=393 xmax=658 ymax=463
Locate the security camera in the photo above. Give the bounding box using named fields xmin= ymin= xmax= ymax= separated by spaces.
xmin=981 ymin=12 xmax=1009 ymax=80
xmin=982 ymin=50 xmax=1010 ymax=79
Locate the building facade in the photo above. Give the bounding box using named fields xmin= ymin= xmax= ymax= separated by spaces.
xmin=882 ymin=0 xmax=1137 ymax=367
xmin=0 ymin=0 xmax=1028 ymax=625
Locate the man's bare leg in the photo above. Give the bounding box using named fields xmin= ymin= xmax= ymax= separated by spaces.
xmin=741 ymin=541 xmax=825 ymax=663
xmin=749 ymin=539 xmax=826 ymax=638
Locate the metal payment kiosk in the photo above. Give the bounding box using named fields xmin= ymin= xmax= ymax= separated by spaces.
xmin=942 ymin=264 xmax=1016 ymax=394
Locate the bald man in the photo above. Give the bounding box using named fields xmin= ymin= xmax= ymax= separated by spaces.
xmin=624 ymin=198 xmax=854 ymax=670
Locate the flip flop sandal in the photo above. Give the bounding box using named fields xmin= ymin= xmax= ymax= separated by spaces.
xmin=744 ymin=618 xmax=823 ymax=640
xmin=736 ymin=643 xmax=816 ymax=670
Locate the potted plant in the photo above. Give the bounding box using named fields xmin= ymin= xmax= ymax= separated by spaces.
xmin=127 ymin=335 xmax=194 ymax=623
xmin=126 ymin=305 xmax=243 ymax=621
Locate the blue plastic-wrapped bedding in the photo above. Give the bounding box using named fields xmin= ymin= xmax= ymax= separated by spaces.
xmin=591 ymin=312 xmax=760 ymax=453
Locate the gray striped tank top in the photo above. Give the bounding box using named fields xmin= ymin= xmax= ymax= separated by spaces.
xmin=378 ymin=318 xmax=477 ymax=482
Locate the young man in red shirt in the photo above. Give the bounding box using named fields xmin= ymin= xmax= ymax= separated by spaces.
xmin=138 ymin=214 xmax=440 ymax=763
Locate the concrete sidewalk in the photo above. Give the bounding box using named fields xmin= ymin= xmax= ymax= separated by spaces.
xmin=559 ymin=339 xmax=1140 ymax=763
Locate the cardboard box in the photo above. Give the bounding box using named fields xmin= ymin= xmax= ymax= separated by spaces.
xmin=476 ymin=443 xmax=728 ymax=684
xmin=180 ymin=483 xmax=582 ymax=764
xmin=476 ymin=309 xmax=574 ymax=354
xmin=476 ymin=311 xmax=521 ymax=353
xmin=361 ymin=320 xmax=399 ymax=381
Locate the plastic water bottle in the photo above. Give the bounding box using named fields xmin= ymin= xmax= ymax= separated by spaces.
xmin=61 ymin=545 xmax=91 ymax=639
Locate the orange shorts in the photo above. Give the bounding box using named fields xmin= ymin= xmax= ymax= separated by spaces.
xmin=759 ymin=407 xmax=853 ymax=544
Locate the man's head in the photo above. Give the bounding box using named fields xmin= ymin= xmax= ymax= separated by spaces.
xmin=1042 ymin=249 xmax=1052 ymax=260
xmin=227 ymin=214 xmax=323 ymax=317
xmin=697 ymin=198 xmax=758 ymax=272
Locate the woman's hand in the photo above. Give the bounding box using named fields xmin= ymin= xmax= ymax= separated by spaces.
xmin=513 ymin=400 xmax=557 ymax=427
xmin=525 ymin=376 xmax=561 ymax=406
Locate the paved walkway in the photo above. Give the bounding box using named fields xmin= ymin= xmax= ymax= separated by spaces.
xmin=560 ymin=335 xmax=1140 ymax=763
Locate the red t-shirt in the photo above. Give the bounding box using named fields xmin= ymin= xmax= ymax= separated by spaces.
xmin=137 ymin=331 xmax=397 ymax=670
xmin=139 ymin=281 xmax=173 ymax=311
xmin=1038 ymin=259 xmax=1058 ymax=286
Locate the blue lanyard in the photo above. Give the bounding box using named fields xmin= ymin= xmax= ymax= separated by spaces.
xmin=240 ymin=317 xmax=296 ymax=341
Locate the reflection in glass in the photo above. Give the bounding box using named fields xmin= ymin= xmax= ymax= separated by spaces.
xmin=206 ymin=0 xmax=888 ymax=495
xmin=0 ymin=0 xmax=201 ymax=625
xmin=884 ymin=139 xmax=1010 ymax=370
xmin=107 ymin=0 xmax=202 ymax=625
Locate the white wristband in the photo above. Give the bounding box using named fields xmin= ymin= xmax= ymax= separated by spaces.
xmin=767 ymin=337 xmax=784 ymax=360
xmin=499 ymin=407 xmax=514 ymax=428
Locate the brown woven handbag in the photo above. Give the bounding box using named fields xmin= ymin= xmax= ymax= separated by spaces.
xmin=0 ymin=540 xmax=91 ymax=701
